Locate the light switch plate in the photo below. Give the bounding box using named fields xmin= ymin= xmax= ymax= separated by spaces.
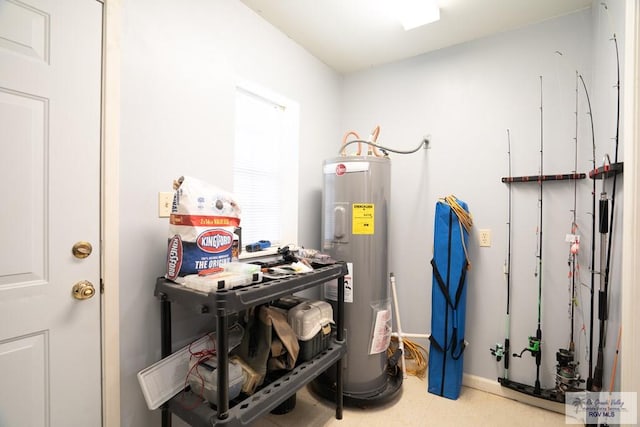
xmin=158 ymin=192 xmax=173 ymax=218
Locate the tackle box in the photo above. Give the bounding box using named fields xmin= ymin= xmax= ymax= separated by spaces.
xmin=287 ymin=300 xmax=334 ymax=362
xmin=187 ymin=358 xmax=244 ymax=405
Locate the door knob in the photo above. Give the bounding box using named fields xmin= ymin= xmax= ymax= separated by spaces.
xmin=72 ymin=280 xmax=96 ymax=300
xmin=72 ymin=241 xmax=93 ymax=259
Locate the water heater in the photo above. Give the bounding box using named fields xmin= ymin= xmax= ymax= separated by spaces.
xmin=317 ymin=155 xmax=401 ymax=404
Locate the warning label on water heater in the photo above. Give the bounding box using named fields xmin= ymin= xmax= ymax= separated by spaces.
xmin=324 ymin=262 xmax=353 ymax=303
xmin=352 ymin=203 xmax=374 ymax=235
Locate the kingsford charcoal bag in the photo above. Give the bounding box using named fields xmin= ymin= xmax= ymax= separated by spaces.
xmin=165 ymin=176 xmax=241 ymax=281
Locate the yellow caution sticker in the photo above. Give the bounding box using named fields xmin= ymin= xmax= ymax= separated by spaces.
xmin=352 ymin=203 xmax=374 ymax=235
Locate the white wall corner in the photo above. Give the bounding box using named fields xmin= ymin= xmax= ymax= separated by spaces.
xmin=621 ymin=0 xmax=640 ymax=424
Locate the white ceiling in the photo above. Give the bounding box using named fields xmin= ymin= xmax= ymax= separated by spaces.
xmin=239 ymin=0 xmax=592 ymax=74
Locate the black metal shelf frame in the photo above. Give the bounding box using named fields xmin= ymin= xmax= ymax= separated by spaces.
xmin=154 ymin=262 xmax=348 ymax=427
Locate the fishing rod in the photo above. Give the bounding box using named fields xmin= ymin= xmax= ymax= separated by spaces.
xmin=490 ymin=129 xmax=512 ymax=379
xmin=585 ymin=154 xmax=612 ymax=427
xmin=512 ymin=76 xmax=544 ymax=396
xmin=593 ymin=154 xmax=610 ymax=393
xmin=548 ymin=54 xmax=597 ymax=393
xmin=533 ymin=75 xmax=544 ymax=395
xmin=578 ymin=73 xmax=596 ymax=393
xmin=570 ymin=71 xmax=579 ymax=353
xmin=555 ymin=71 xmax=583 ymax=393
xmin=591 ymin=2 xmax=622 ymax=393
xmin=504 ymin=130 xmax=512 ymax=380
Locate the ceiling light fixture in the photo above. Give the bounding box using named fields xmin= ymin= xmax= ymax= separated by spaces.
xmin=390 ymin=0 xmax=440 ymax=31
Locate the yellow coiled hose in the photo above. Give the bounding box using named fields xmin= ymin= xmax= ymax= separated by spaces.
xmin=387 ymin=336 xmax=429 ymax=378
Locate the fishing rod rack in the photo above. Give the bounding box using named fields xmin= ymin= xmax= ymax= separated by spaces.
xmin=498 ymin=341 xmax=584 ymax=403
xmin=497 ymin=170 xmax=587 ymax=404
xmin=589 ymin=162 xmax=623 ymax=180
xmin=501 ymin=173 xmax=585 ymax=183
xmin=497 ymin=165 xmax=625 ymax=404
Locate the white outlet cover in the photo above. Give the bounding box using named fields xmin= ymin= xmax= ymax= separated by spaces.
xmin=479 ymin=229 xmax=491 ymax=247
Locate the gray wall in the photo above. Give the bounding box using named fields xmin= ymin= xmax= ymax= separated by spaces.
xmin=341 ymin=3 xmax=623 ymax=392
xmin=119 ymin=1 xmax=342 ymax=426
xmin=119 ymin=1 xmax=626 ymax=425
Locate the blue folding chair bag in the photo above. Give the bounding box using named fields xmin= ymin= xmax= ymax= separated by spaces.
xmin=428 ymin=197 xmax=470 ymax=400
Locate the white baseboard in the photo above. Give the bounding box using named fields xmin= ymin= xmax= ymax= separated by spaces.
xmin=462 ymin=374 xmax=566 ymax=415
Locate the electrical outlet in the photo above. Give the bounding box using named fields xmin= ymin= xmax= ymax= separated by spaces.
xmin=158 ymin=192 xmax=173 ymax=218
xmin=479 ymin=229 xmax=491 ymax=247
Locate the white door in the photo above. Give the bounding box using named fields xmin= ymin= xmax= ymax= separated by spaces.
xmin=0 ymin=0 xmax=103 ymax=426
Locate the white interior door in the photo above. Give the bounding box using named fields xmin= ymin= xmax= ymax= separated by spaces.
xmin=0 ymin=0 xmax=103 ymax=426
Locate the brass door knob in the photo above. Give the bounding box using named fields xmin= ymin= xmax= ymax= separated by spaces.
xmin=72 ymin=280 xmax=96 ymax=300
xmin=72 ymin=241 xmax=93 ymax=259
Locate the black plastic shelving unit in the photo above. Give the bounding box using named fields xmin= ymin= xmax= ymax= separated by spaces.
xmin=154 ymin=262 xmax=348 ymax=427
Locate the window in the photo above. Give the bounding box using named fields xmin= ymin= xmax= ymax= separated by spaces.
xmin=233 ymin=83 xmax=299 ymax=252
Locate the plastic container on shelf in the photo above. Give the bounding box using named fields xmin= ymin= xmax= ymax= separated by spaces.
xmin=182 ymin=269 xmax=262 ymax=292
xmin=222 ymin=261 xmax=261 ymax=275
xmin=288 ymin=300 xmax=333 ymax=362
xmin=187 ymin=358 xmax=244 ymax=405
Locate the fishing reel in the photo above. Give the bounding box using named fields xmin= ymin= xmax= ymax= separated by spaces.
xmin=513 ymin=336 xmax=540 ymax=358
xmin=490 ymin=343 xmax=504 ymax=362
xmin=556 ymin=347 xmax=576 ymax=367
xmin=555 ymin=348 xmax=584 ymax=392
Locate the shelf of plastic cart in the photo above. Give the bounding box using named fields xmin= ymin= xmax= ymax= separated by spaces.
xmin=155 ymin=263 xmax=348 ymax=316
xmin=164 ymin=339 xmax=346 ymax=427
